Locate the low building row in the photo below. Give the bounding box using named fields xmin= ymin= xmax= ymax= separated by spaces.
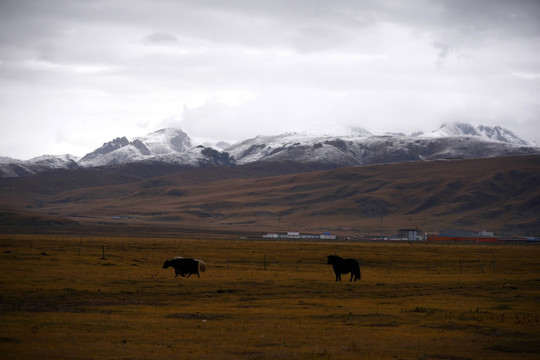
xmin=263 ymin=231 xmax=337 ymax=240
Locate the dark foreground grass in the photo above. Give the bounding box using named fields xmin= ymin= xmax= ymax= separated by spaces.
xmin=0 ymin=234 xmax=539 ymax=359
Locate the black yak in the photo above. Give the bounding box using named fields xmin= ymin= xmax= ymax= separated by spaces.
xmin=163 ymin=257 xmax=207 ymax=278
xmin=327 ymin=255 xmax=361 ymax=282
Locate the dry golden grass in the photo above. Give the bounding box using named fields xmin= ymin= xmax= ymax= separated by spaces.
xmin=1 ymin=234 xmax=539 ymax=359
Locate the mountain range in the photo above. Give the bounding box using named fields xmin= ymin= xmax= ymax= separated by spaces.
xmin=1 ymin=122 xmax=538 ymax=178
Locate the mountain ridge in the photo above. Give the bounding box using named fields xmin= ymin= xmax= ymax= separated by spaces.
xmin=1 ymin=122 xmax=538 ymax=178
xmin=422 ymin=122 xmax=532 ymax=146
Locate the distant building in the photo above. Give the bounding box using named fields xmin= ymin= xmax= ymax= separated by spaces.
xmin=441 ymin=229 xmax=495 ymax=237
xmin=320 ymin=232 xmax=336 ymax=240
xmin=474 ymin=230 xmax=494 ymax=237
xmin=398 ymin=228 xmax=421 ymax=241
xmin=440 ymin=229 xmax=474 ymax=237
xmin=262 ymin=231 xmax=336 ymax=240
xmin=429 ymin=229 xmax=500 ymax=243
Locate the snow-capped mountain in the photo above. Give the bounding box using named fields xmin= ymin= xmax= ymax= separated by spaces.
xmin=225 ymin=123 xmax=538 ymax=166
xmin=77 ymin=128 xmax=236 ymax=168
xmin=422 ymin=122 xmax=532 ymax=146
xmin=225 ymin=126 xmax=373 ymax=165
xmin=78 ymin=128 xmax=192 ymax=167
xmin=0 ymin=158 xmax=36 ymax=178
xmin=134 ymin=128 xmax=192 ymax=154
xmin=0 ymin=154 xmax=80 ymax=178
xmin=26 ymin=154 xmax=80 ymax=168
xmin=1 ymin=123 xmax=538 ymax=178
xmin=477 ymin=125 xmax=531 ymax=145
xmin=148 ymin=145 xmax=236 ymax=167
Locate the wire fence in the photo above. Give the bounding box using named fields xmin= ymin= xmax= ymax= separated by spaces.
xmin=0 ymin=234 xmax=531 ymax=276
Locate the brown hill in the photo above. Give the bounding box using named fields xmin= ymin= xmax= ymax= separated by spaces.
xmin=1 ymin=155 xmax=539 ymax=237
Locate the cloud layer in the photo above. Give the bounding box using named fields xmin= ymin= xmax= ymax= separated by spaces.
xmin=1 ymin=0 xmax=539 ymax=159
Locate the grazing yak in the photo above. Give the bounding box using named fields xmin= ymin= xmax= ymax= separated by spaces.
xmin=163 ymin=257 xmax=207 ymax=278
xmin=327 ymin=255 xmax=361 ymax=282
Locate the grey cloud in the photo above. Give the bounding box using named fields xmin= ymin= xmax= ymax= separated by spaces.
xmin=291 ymin=26 xmax=349 ymax=53
xmin=437 ymin=0 xmax=540 ymax=36
xmin=144 ymin=32 xmax=178 ymax=44
xmin=1 ymin=0 xmax=540 ymax=158
xmin=432 ymin=40 xmax=451 ymax=68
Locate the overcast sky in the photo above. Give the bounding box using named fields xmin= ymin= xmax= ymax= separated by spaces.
xmin=1 ymin=0 xmax=539 ymax=159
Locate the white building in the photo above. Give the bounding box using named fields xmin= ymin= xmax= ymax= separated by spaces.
xmin=320 ymin=233 xmax=337 ymax=240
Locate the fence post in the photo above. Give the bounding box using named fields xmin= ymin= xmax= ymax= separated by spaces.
xmin=101 ymin=244 xmax=106 ymax=260
xmin=478 ymin=259 xmax=485 ymax=273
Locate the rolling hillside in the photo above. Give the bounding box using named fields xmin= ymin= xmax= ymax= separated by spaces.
xmin=1 ymin=155 xmax=539 ymax=237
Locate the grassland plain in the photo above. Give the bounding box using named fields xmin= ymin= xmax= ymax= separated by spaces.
xmin=0 ymin=235 xmax=539 ymax=360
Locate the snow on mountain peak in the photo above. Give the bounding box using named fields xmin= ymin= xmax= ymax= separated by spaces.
xmin=134 ymin=128 xmax=191 ymax=154
xmin=422 ymin=122 xmax=530 ymax=146
xmin=297 ymin=126 xmax=373 ymax=138
xmin=224 ymin=122 xmax=538 ymax=165
xmin=25 ymin=154 xmax=81 ymax=170
xmin=79 ymin=128 xmax=192 ymax=167
xmin=265 ymin=126 xmax=373 ymax=144
xmin=426 ymin=122 xmax=481 ymax=138
xmin=224 ymin=126 xmax=374 ymax=164
xmin=477 ymin=125 xmax=531 ymax=146
xmin=28 ymin=154 xmax=80 ymax=163
xmin=0 ymin=156 xmax=19 ymax=164
xmin=2 ymin=123 xmax=537 ymax=178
